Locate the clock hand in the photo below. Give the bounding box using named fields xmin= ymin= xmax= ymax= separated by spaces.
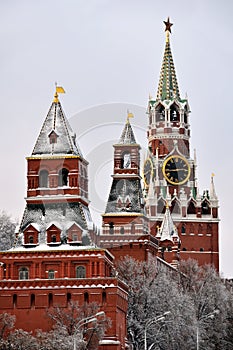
xmin=166 ymin=168 xmax=188 ymax=172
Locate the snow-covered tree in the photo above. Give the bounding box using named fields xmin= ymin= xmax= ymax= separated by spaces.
xmin=117 ymin=256 xmax=196 ymax=349
xmin=45 ymin=301 xmax=111 ymax=350
xmin=36 ymin=327 xmax=74 ymax=350
xmin=5 ymin=329 xmax=39 ymax=350
xmin=0 ymin=314 xmax=38 ymax=350
xmin=0 ymin=301 xmax=110 ymax=349
xmin=178 ymin=259 xmax=233 ymax=350
xmin=117 ymin=256 xmax=233 ymax=350
xmin=0 ymin=211 xmax=17 ymax=250
xmin=0 ymin=312 xmax=15 ymax=339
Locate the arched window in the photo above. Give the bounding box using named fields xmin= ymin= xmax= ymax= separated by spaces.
xmin=39 ymin=170 xmax=48 ymax=188
xmin=13 ymin=294 xmax=17 ymax=308
xmin=102 ymin=291 xmax=107 ymax=304
xmin=67 ymin=293 xmax=71 ymax=304
xmin=58 ymin=168 xmax=69 ymax=186
xmin=48 ymin=293 xmax=53 ymax=308
xmin=76 ymin=266 xmax=86 ymax=278
xmin=29 ymin=236 xmax=34 ymax=244
xmin=109 ymin=222 xmax=114 ymax=235
xmin=84 ymin=292 xmax=89 ymax=303
xmin=170 ymin=103 xmax=180 ymax=122
xmin=31 ymin=294 xmax=35 ymax=309
xmin=52 ymin=235 xmax=57 ymax=243
xmin=202 ymin=199 xmax=211 ymax=215
xmin=157 ymin=198 xmax=166 ymax=214
xmin=19 ymin=267 xmax=29 ymax=280
xmin=155 ymin=104 xmax=165 ymax=122
xmin=123 ymin=152 xmax=131 ymax=169
xmin=48 ymin=270 xmax=55 ymax=279
xmin=187 ymin=200 xmax=196 ymax=215
xmin=120 ymin=227 xmax=124 ymax=235
xmin=171 ymin=199 xmax=180 ymax=215
xmin=181 ymin=224 xmax=186 ymax=234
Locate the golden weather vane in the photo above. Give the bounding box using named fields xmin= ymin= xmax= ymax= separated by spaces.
xmin=53 ymin=82 xmax=65 ymax=103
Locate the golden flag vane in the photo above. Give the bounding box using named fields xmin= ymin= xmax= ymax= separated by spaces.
xmin=127 ymin=110 xmax=134 ymax=123
xmin=53 ymin=82 xmax=65 ymax=103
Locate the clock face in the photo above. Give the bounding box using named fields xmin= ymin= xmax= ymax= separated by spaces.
xmin=162 ymin=155 xmax=190 ymax=185
xmin=143 ymin=158 xmax=154 ymax=186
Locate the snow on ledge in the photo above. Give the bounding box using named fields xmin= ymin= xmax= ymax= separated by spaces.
xmin=99 ymin=340 xmax=120 ymax=345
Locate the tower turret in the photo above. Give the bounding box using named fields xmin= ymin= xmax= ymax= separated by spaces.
xmin=147 ymin=17 xmax=191 ymax=159
xmin=17 ymin=88 xmax=93 ymax=248
xmin=100 ymin=114 xmax=150 ymax=249
xmin=143 ymin=19 xmax=219 ymax=270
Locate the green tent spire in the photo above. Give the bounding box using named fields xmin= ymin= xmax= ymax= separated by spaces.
xmin=156 ymin=18 xmax=180 ymax=101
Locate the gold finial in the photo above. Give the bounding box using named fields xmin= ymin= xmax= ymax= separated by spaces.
xmin=163 ymin=17 xmax=173 ymax=43
xmin=211 ymin=173 xmax=215 ymax=178
xmin=166 ymin=200 xmax=170 ymax=209
xmin=53 ymin=83 xmax=65 ymax=103
xmin=53 ymin=91 xmax=59 ymax=103
xmin=127 ymin=110 xmax=134 ymax=123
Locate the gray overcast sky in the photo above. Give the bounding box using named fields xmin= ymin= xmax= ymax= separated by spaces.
xmin=1 ymin=0 xmax=233 ymax=277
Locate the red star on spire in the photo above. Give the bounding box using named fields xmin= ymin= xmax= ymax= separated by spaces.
xmin=163 ymin=17 xmax=173 ymax=33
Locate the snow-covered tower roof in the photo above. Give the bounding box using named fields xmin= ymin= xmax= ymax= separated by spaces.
xmin=156 ymin=204 xmax=180 ymax=243
xmin=118 ymin=115 xmax=137 ymax=145
xmin=32 ymin=91 xmax=82 ymax=156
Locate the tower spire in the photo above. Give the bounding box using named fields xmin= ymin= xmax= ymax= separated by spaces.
xmin=32 ymin=86 xmax=82 ymax=156
xmin=156 ymin=204 xmax=179 ymax=243
xmin=118 ymin=112 xmax=137 ymax=144
xmin=156 ymin=17 xmax=180 ymax=101
xmin=210 ymin=173 xmax=217 ymax=199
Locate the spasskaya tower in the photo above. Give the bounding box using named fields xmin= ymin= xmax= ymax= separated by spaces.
xmin=143 ymin=18 xmax=219 ymax=270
